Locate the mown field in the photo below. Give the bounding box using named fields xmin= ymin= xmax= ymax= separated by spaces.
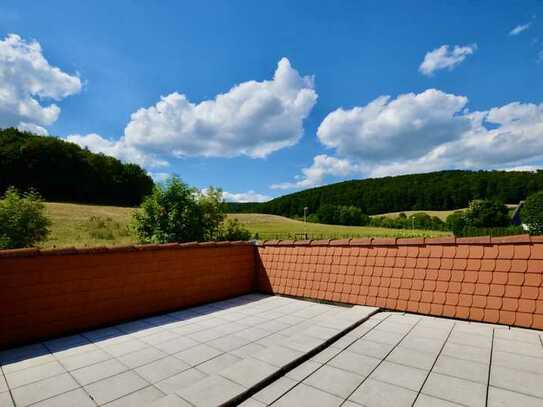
xmin=41 ymin=203 xmax=451 ymax=248
xmin=226 ymin=213 xmax=451 ymax=240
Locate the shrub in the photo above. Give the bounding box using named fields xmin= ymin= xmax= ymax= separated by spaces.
xmin=316 ymin=204 xmax=369 ymax=226
xmin=521 ymin=191 xmax=543 ymax=234
xmin=316 ymin=204 xmax=338 ymax=224
xmin=464 ymin=199 xmax=510 ymax=228
xmin=133 ymin=177 xmax=225 ymax=243
xmin=409 ymin=213 xmax=433 ymax=229
xmin=456 ymin=225 xmax=525 ymax=238
xmin=446 ymin=211 xmax=467 ymax=235
xmin=216 ymin=219 xmax=251 ymax=241
xmin=0 ymin=187 xmax=51 ymax=249
xmin=338 ymin=206 xmax=370 ymax=226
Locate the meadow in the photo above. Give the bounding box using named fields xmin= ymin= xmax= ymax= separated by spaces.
xmin=227 ymin=213 xmax=451 ymax=240
xmin=43 ymin=202 xmax=135 ymax=248
xmin=41 ymin=203 xmax=451 ymax=248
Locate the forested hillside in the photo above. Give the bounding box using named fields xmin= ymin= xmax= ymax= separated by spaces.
xmin=0 ymin=128 xmax=154 ymax=206
xmin=227 ymin=170 xmax=543 ymax=217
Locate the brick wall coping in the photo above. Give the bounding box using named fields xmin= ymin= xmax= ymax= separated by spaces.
xmin=2 ymin=234 xmax=538 ymax=258
xmin=259 ymin=234 xmax=541 ymax=247
xmin=0 ymin=241 xmax=253 ymax=258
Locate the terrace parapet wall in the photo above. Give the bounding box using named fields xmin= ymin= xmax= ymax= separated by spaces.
xmin=2 ymin=235 xmax=542 ymax=349
xmin=0 ymin=242 xmax=255 ymax=349
xmin=256 ymin=235 xmax=543 ymax=330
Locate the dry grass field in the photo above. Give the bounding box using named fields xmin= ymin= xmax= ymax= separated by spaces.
xmin=43 ymin=202 xmax=136 ymax=248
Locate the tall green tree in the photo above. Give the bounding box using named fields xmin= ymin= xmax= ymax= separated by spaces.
xmin=132 ymin=177 xmax=250 ymax=243
xmin=133 ymin=177 xmax=221 ymax=243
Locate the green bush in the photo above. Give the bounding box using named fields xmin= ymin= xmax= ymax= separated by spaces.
xmin=456 ymin=225 xmax=525 ymax=238
xmin=0 ymin=187 xmax=51 ymax=249
xmin=521 ymin=191 xmax=543 ymax=234
xmin=464 ymin=199 xmax=510 ymax=228
xmin=446 ymin=211 xmax=467 ymax=235
xmin=133 ymin=177 xmax=225 ymax=243
xmin=216 ymin=219 xmax=251 ymax=241
xmin=369 ymin=213 xmax=446 ymax=231
xmin=316 ymin=204 xmax=338 ymax=224
xmin=316 ymin=204 xmax=369 ymax=226
xmin=338 ymin=206 xmax=370 ymax=226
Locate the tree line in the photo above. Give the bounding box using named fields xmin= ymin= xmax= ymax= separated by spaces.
xmin=302 ymin=200 xmax=527 ymax=237
xmin=0 ymin=128 xmax=154 ymax=206
xmin=227 ymin=169 xmax=543 ymax=217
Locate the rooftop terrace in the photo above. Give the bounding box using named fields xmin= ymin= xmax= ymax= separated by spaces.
xmin=1 ymin=236 xmax=542 ymax=406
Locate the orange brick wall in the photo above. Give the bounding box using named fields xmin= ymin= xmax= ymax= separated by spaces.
xmin=256 ymin=236 xmax=543 ymax=330
xmin=0 ymin=242 xmax=255 ymax=349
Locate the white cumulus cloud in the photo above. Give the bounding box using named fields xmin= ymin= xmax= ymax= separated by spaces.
xmin=123 ymin=57 xmax=317 ymax=159
xmin=275 ymin=90 xmax=543 ymax=189
xmin=0 ymin=34 xmax=81 ymax=131
xmin=509 ymin=23 xmax=532 ymax=36
xmin=222 ymin=190 xmax=271 ymax=202
xmin=419 ymin=44 xmax=477 ymax=76
xmin=271 ymin=154 xmax=361 ymax=189
xmin=66 ymin=133 xmax=169 ymax=168
xmin=359 ymin=100 xmax=543 ymax=178
xmin=68 ymin=58 xmax=316 ymax=169
xmin=317 ymin=89 xmax=470 ymax=161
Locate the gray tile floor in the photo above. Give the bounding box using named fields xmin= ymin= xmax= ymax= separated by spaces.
xmin=251 ymin=311 xmax=543 ymax=407
xmin=0 ymin=294 xmax=377 ymax=407
xmin=2 ymin=295 xmax=543 ymax=407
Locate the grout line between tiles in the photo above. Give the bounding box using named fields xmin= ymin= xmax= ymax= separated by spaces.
xmin=0 ymin=365 xmax=16 ymax=407
xmin=220 ymin=307 xmax=381 ymax=406
xmin=409 ymin=320 xmax=456 ymax=407
xmin=265 ymin=314 xmax=393 ymax=405
xmin=39 ymin=341 xmax=98 ymax=407
xmin=337 ymin=315 xmax=424 ymax=407
xmin=485 ymin=328 xmax=495 ymax=407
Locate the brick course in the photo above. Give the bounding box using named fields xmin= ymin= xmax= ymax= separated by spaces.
xmin=256 ymin=235 xmax=543 ymax=330
xmin=0 ymin=242 xmax=254 ymax=348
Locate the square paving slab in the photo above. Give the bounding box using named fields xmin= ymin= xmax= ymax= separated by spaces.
xmin=266 ymin=311 xmax=543 ymax=407
xmin=3 ymin=296 xmax=542 ymax=407
xmin=0 ymin=294 xmax=377 ymax=406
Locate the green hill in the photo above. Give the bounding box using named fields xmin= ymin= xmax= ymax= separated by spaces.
xmin=0 ymin=128 xmax=154 ymax=206
xmin=227 ymin=170 xmax=542 ymax=218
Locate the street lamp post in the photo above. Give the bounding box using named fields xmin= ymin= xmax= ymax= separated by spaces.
xmin=304 ymin=207 xmax=308 ymax=239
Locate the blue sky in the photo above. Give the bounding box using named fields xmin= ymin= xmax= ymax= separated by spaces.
xmin=1 ymin=1 xmax=543 ymax=201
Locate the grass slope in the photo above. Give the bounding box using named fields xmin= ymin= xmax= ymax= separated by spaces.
xmin=41 ymin=203 xmax=450 ymax=248
xmin=43 ymin=202 xmax=135 ymax=248
xmin=227 ymin=213 xmax=451 ymax=240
